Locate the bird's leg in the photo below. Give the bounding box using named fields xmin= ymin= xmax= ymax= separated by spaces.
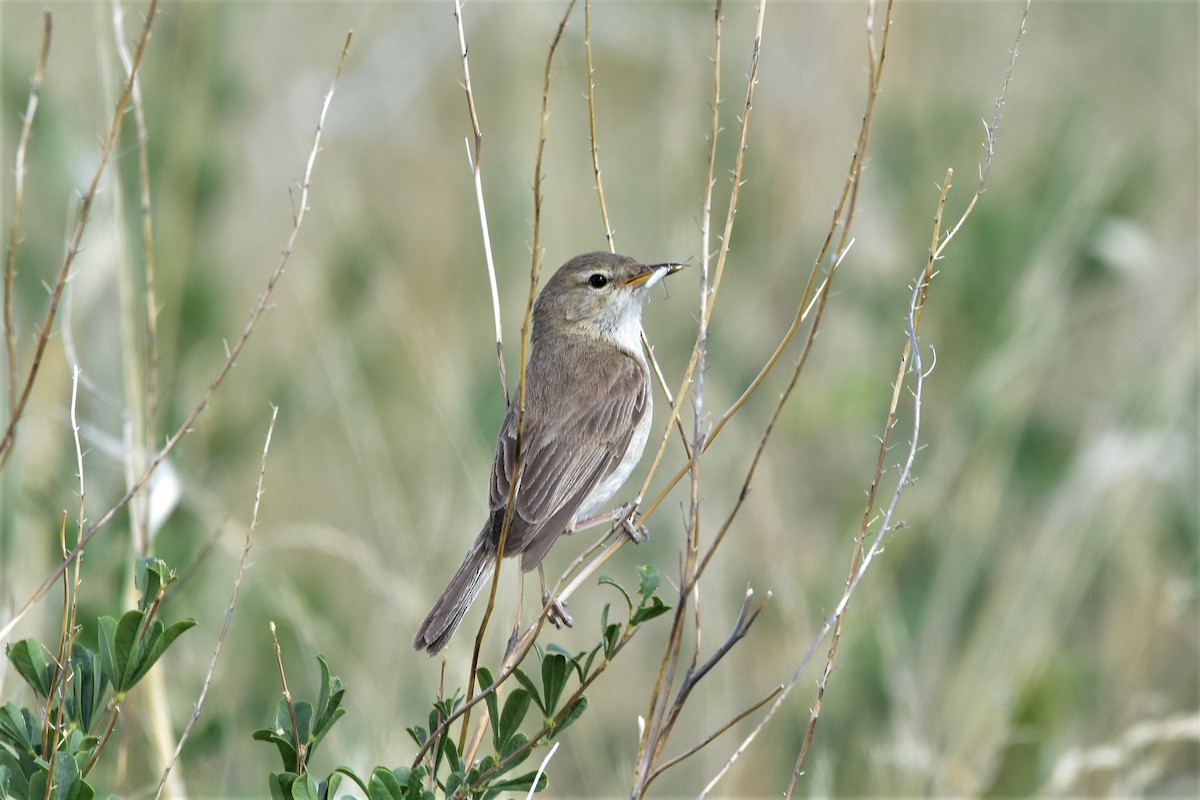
xmin=538 ymin=564 xmax=573 ymax=629
xmin=572 ymin=501 xmax=648 ymax=543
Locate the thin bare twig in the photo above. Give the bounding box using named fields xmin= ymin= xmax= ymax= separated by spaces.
xmin=154 ymin=406 xmax=279 ymax=799
xmin=697 ymin=1 xmax=1029 ymax=792
xmin=0 ymin=0 xmax=158 ymax=471
xmin=646 ymin=683 xmax=780 ymax=788
xmin=629 ymin=2 xmax=765 ymax=793
xmin=583 ymin=0 xmax=614 ymax=252
xmin=454 ymin=0 xmax=507 ymax=402
xmin=270 ymin=621 xmax=305 ymax=774
xmin=4 ymin=11 xmax=51 ymax=427
xmin=785 ymin=3 xmax=1030 ymax=789
xmin=0 ymin=29 xmax=353 ymax=646
xmin=698 ymin=0 xmax=895 ymax=788
xmin=460 ymin=0 xmax=577 ymax=755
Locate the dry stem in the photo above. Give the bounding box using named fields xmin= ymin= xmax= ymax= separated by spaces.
xmin=453 ymin=0 xmax=507 ymax=402
xmin=3 ymin=11 xmax=51 ymax=426
xmin=0 ymin=27 xmax=353 ymax=645
xmin=460 ymin=0 xmax=578 ymax=756
xmin=154 ymin=406 xmax=279 ymax=799
xmin=628 ymin=1 xmax=766 ymax=793
xmin=583 ymin=0 xmax=614 ymax=252
xmin=0 ymin=0 xmax=158 ymax=471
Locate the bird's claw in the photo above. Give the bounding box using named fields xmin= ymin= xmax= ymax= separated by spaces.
xmin=615 ymin=502 xmax=648 ymax=543
xmin=542 ymin=591 xmax=574 ymax=629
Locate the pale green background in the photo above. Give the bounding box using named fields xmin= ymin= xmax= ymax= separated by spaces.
xmin=1 ymin=1 xmax=1196 ymax=796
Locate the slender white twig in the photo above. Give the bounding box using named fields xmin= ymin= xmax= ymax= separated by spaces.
xmin=454 ymin=0 xmax=506 ymax=401
xmin=524 ymin=741 xmax=559 ymax=800
xmin=583 ymin=0 xmax=615 ymax=252
xmin=70 ymin=365 xmax=86 ymax=529
xmin=703 ymin=1 xmax=1031 ymax=791
xmin=154 ymin=407 xmax=279 ymax=799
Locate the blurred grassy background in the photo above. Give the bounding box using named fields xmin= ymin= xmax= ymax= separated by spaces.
xmin=1 ymin=0 xmax=1196 ymax=797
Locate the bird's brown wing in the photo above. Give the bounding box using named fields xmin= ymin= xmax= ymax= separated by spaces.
xmin=486 ymin=347 xmax=647 ymax=570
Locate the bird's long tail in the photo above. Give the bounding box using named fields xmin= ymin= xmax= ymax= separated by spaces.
xmin=412 ymin=533 xmax=496 ymax=655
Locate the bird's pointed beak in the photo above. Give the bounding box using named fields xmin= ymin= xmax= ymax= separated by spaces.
xmin=623 ymin=261 xmax=686 ymax=290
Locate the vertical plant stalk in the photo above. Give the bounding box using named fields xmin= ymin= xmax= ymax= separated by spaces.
xmin=0 ymin=0 xmax=159 ymax=471
xmin=696 ymin=0 xmax=1029 ymax=793
xmin=3 ymin=11 xmax=51 ymax=426
xmin=583 ymin=0 xmax=614 ymax=253
xmin=784 ymin=3 xmax=1029 ymax=790
xmin=41 ymin=370 xmax=89 ymax=800
xmin=0 ymin=27 xmax=353 ymax=647
xmin=460 ymin=0 xmax=578 ymax=756
xmin=628 ymin=1 xmax=766 ymax=794
xmin=113 ymin=0 xmax=160 ymax=554
xmin=453 ymin=0 xmax=507 ymax=403
xmin=551 ymin=0 xmax=765 ymax=612
xmin=154 ymin=406 xmax=279 ymax=799
xmin=270 ymin=622 xmax=306 ymax=774
xmin=582 ymin=0 xmax=691 ymax=462
xmin=108 ymin=6 xmax=177 ymax=787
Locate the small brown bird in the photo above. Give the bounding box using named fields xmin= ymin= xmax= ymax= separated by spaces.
xmin=413 ymin=252 xmax=682 ymax=655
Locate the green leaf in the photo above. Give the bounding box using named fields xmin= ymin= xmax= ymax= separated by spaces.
xmin=366 ymin=765 xmax=404 ymax=800
xmin=320 ymin=772 xmax=342 ymax=800
xmin=631 ymin=596 xmax=672 ymax=626
xmin=488 ymin=769 xmax=547 ymax=793
xmin=272 ymin=699 xmax=314 ymax=750
xmin=48 ymin=752 xmax=89 ymax=800
xmin=511 ymin=669 xmax=544 ymax=715
xmin=332 ymin=765 xmax=370 ymax=796
xmin=498 ymin=732 xmax=530 ymax=771
xmin=253 ymin=729 xmax=299 ymax=775
xmin=96 ymin=617 xmax=118 ymax=690
xmin=128 ymin=618 xmax=196 ymax=687
xmin=267 ymin=772 xmax=292 ymax=800
xmin=111 ymin=609 xmax=145 ymax=691
xmin=544 ymin=644 xmax=587 ymax=682
xmin=398 ymin=765 xmax=428 ymax=797
xmin=477 ymin=667 xmax=501 ymax=751
xmin=0 ymin=702 xmax=37 ymax=754
xmin=441 ymin=734 xmax=461 ymax=776
xmin=597 ymin=575 xmax=632 ymax=612
xmin=311 ymin=656 xmax=347 ymax=748
xmin=68 ymin=645 xmax=109 ymax=734
xmin=636 ymin=564 xmax=661 ymax=599
xmin=289 ymin=773 xmax=320 ymax=800
xmin=0 ymin=748 xmax=29 ymax=800
xmin=56 ymin=729 xmax=98 ymax=765
xmin=549 ymin=696 xmax=588 ymax=740
xmin=134 ymin=557 xmax=176 ymax=613
xmin=540 ymin=653 xmax=570 ymax=716
xmin=497 ymin=689 xmax=530 ymax=749
xmin=405 ymin=725 xmax=426 ymax=749
xmin=6 ymin=639 xmax=53 ymax=699
xmin=602 ymin=623 xmax=621 ymax=660
xmin=582 ymin=643 xmax=602 ymax=680
xmin=27 ymin=771 xmax=47 ymax=800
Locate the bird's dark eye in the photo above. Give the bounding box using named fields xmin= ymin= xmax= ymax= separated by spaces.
xmin=587 ymin=273 xmax=609 ymax=289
